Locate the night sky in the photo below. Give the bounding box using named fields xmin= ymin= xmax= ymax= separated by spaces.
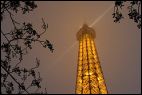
xmin=1 ymin=1 xmax=141 ymax=94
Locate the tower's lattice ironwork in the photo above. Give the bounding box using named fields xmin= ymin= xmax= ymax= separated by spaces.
xmin=75 ymin=24 xmax=108 ymax=94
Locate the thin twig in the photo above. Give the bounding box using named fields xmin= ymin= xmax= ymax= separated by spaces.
xmin=1 ymin=31 xmax=17 ymax=54
xmin=1 ymin=64 xmax=30 ymax=94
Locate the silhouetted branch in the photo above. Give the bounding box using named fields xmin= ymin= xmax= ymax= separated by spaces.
xmin=112 ymin=1 xmax=141 ymax=29
xmin=6 ymin=8 xmax=20 ymax=29
xmin=1 ymin=63 xmax=30 ymax=94
xmin=1 ymin=1 xmax=53 ymax=94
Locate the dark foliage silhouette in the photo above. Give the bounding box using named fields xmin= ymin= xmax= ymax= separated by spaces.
xmin=112 ymin=1 xmax=141 ymax=29
xmin=1 ymin=1 xmax=53 ymax=94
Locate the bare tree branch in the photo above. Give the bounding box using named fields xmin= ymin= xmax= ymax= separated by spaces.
xmin=1 ymin=1 xmax=53 ymax=94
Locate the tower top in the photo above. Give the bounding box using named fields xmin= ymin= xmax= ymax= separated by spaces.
xmin=76 ymin=24 xmax=96 ymax=41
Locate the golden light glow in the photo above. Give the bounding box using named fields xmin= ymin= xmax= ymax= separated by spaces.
xmin=75 ymin=24 xmax=108 ymax=94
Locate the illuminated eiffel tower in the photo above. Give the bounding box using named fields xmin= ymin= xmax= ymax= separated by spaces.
xmin=75 ymin=24 xmax=108 ymax=94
